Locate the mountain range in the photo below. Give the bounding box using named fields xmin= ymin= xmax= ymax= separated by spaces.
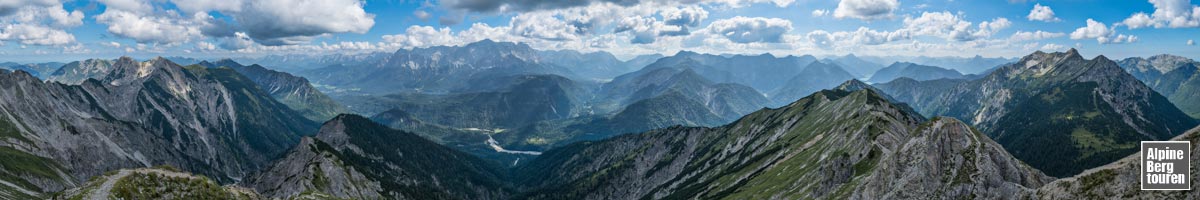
xmin=875 ymin=49 xmax=1197 ymax=177
xmin=0 ymin=57 xmax=316 ymax=197
xmin=194 ymin=59 xmax=349 ymax=122
xmin=1118 ymin=54 xmax=1200 ymax=119
xmin=2 ymin=42 xmax=1199 ymax=199
xmin=302 ymin=40 xmax=576 ymax=95
xmin=860 ymin=54 xmax=1016 ymax=75
xmin=823 ymin=54 xmax=885 ymax=78
xmin=868 ymin=62 xmax=965 ymax=83
xmin=0 ymin=62 xmax=64 ymax=79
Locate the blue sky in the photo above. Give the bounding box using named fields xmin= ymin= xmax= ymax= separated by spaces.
xmin=2 ymin=0 xmax=1200 ymax=62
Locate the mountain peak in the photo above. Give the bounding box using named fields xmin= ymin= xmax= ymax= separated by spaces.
xmin=835 ymin=79 xmax=871 ymax=91
xmin=1065 ymin=48 xmax=1079 ymax=56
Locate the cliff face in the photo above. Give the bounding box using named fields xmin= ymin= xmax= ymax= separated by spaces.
xmin=200 ymin=60 xmax=349 ymax=122
xmin=241 ymin=137 xmax=383 ymax=199
xmin=0 ymin=57 xmax=316 ymax=195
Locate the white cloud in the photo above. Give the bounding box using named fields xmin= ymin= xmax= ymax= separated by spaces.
xmin=807 ymin=27 xmax=910 ymax=49
xmin=833 ymin=0 xmax=900 ymax=20
xmin=98 ymin=0 xmax=152 ymax=13
xmin=614 ymin=16 xmax=662 ymax=44
xmin=382 ymin=26 xmax=458 ymax=48
xmin=1122 ymin=0 xmax=1200 ymax=29
xmin=414 ymin=10 xmax=432 ymax=21
xmin=103 ymin=41 xmax=122 ymax=48
xmin=0 ymin=0 xmax=56 ymax=16
xmin=705 ymin=16 xmax=792 ymax=43
xmin=196 ymin=41 xmax=217 ymax=51
xmin=170 ymin=0 xmax=244 ymax=13
xmin=812 ymin=9 xmax=828 ymax=17
xmin=1070 ymin=19 xmax=1137 ymax=44
xmin=0 ymin=24 xmax=75 ymax=45
xmin=237 ymin=0 xmax=375 ymax=45
xmin=661 ymin=5 xmax=708 ymax=27
xmin=1009 ymin=30 xmax=1065 ymax=41
xmin=96 ymin=0 xmax=375 ymax=46
xmin=1189 ymin=39 xmax=1195 ymax=45
xmin=219 ymin=32 xmax=255 ymax=50
xmin=1027 ymin=3 xmax=1061 ymax=22
xmin=508 ymin=13 xmax=587 ymax=41
xmin=95 ymin=9 xmax=205 ymax=44
xmin=1124 ymin=13 xmax=1155 ymax=28
xmin=0 ymin=0 xmax=81 ymax=46
xmin=1041 ymin=43 xmax=1066 ymax=51
xmin=902 ymin=12 xmax=1010 ymax=41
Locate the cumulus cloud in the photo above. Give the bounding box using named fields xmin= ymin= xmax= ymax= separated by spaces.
xmin=1041 ymin=43 xmax=1066 ymax=50
xmin=441 ymin=0 xmax=637 ymax=13
xmin=219 ymin=32 xmax=255 ymax=50
xmin=902 ymin=12 xmax=1010 ymax=41
xmin=509 ymin=13 xmax=588 ymax=41
xmin=615 ymin=16 xmax=662 ymax=44
xmin=812 ymin=9 xmax=829 ymax=17
xmin=833 ymin=0 xmax=900 ymax=20
xmin=103 ymin=41 xmax=122 ymax=48
xmin=96 ymin=0 xmax=375 ymax=46
xmin=196 ymin=41 xmax=217 ymax=51
xmin=1070 ymin=19 xmax=1137 ymax=44
xmin=706 ymin=16 xmax=792 ymax=43
xmin=807 ymin=27 xmax=910 ymax=49
xmin=382 ymin=26 xmax=457 ymax=48
xmin=414 ymin=10 xmax=432 ymax=21
xmin=1189 ymin=39 xmax=1195 ymax=45
xmin=806 ymin=11 xmax=1012 ymax=49
xmin=0 ymin=24 xmax=75 ymax=45
xmin=0 ymin=0 xmax=57 ymax=16
xmin=95 ymin=9 xmax=205 ymax=44
xmin=1027 ymin=3 xmax=1060 ymax=22
xmin=0 ymin=0 xmax=82 ymax=45
xmin=661 ymin=5 xmax=708 ymax=27
xmin=1122 ymin=0 xmax=1200 ymax=29
xmin=1009 ymin=30 xmax=1065 ymax=41
xmin=237 ymin=0 xmax=375 ymax=45
xmin=441 ymin=0 xmax=788 ymax=13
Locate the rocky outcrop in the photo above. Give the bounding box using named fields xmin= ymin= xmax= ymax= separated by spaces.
xmin=854 ymin=118 xmax=1053 ymax=199
xmin=241 ymin=138 xmax=382 ymax=199
xmin=46 ymin=59 xmax=113 ymax=85
xmin=0 ymin=57 xmax=316 ymax=195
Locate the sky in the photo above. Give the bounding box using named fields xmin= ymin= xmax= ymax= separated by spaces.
xmin=2 ymin=0 xmax=1200 ymax=62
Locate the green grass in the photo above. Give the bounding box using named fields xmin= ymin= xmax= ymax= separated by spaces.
xmin=0 ymin=115 xmax=32 ymax=144
xmin=1069 ymin=127 xmax=1135 ymax=159
xmin=0 ymin=146 xmax=66 ymax=191
xmin=111 ymin=172 xmax=251 ymax=200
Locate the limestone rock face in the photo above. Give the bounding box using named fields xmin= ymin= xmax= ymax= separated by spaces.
xmin=241 ymin=138 xmax=382 ymax=199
